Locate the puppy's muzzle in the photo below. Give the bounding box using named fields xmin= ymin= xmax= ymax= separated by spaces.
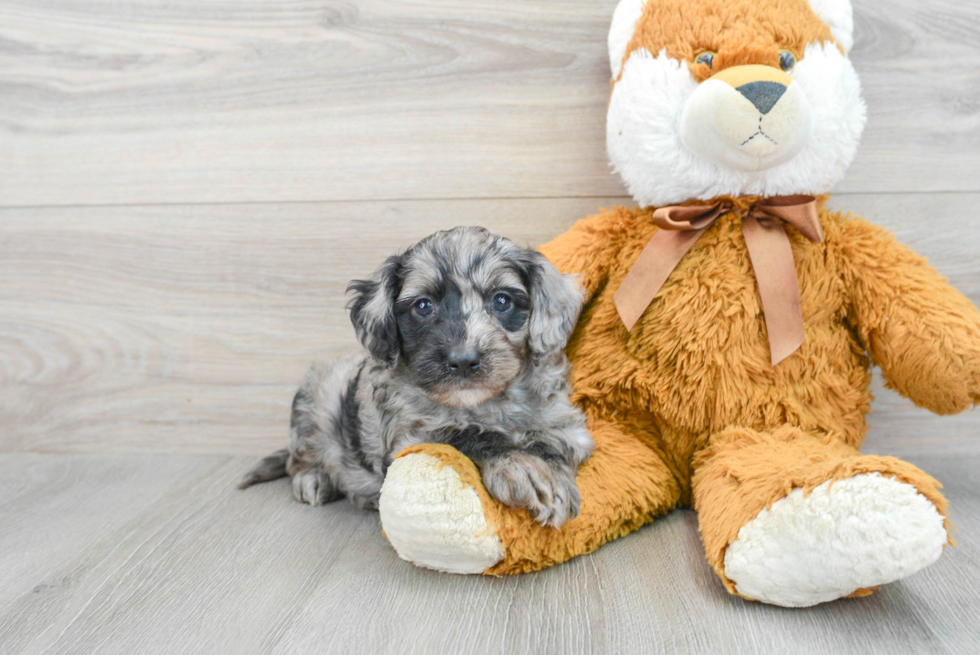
xmin=680 ymin=64 xmax=813 ymax=172
xmin=447 ymin=347 xmax=482 ymax=378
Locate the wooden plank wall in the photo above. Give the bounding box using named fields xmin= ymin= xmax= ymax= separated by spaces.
xmin=1 ymin=0 xmax=978 ymax=456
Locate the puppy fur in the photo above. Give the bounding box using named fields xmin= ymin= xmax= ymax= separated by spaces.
xmin=240 ymin=227 xmax=594 ymax=528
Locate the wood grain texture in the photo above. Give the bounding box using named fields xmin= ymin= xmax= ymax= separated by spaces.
xmin=0 ymin=196 xmax=613 ymax=454
xmin=0 ymin=452 xmax=977 ymax=655
xmin=1 ymin=0 xmax=978 ymax=207
xmin=2 ymin=193 xmax=978 ymax=456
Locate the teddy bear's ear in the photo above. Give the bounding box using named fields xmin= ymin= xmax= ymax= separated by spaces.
xmin=608 ymin=0 xmax=646 ymax=79
xmin=807 ymin=0 xmax=855 ymax=53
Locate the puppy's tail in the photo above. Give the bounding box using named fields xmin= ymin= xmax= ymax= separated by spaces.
xmin=238 ymin=449 xmax=290 ymax=489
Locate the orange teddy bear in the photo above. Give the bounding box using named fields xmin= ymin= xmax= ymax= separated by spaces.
xmin=377 ymin=0 xmax=980 ymax=607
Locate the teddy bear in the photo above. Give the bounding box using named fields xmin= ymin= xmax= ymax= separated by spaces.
xmin=375 ymin=0 xmax=980 ymax=607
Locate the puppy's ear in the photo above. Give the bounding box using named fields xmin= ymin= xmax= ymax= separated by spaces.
xmin=348 ymin=254 xmax=404 ymax=367
xmin=521 ymin=251 xmax=585 ymax=362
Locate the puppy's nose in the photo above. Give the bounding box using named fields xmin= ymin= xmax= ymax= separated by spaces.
xmin=736 ymin=81 xmax=787 ymax=115
xmin=447 ymin=348 xmax=481 ymax=376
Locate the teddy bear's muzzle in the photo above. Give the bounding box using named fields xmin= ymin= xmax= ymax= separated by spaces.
xmin=680 ymin=64 xmax=813 ymax=172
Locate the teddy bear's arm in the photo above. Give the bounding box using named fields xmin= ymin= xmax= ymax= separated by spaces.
xmin=839 ymin=217 xmax=980 ymax=415
xmin=538 ymin=208 xmax=631 ymax=302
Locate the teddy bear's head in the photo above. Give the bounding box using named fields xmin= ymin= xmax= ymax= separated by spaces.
xmin=607 ymin=0 xmax=866 ymax=207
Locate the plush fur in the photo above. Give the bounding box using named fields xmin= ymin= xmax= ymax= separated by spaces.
xmin=607 ymin=4 xmax=866 ymax=206
xmin=723 ymin=472 xmax=946 ymax=607
xmin=377 ymin=0 xmax=980 ymax=607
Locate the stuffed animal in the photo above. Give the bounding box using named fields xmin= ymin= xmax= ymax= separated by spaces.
xmin=377 ymin=0 xmax=980 ymax=607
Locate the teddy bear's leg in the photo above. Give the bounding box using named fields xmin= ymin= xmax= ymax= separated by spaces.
xmin=692 ymin=425 xmax=951 ymax=607
xmin=379 ymin=414 xmax=683 ymax=574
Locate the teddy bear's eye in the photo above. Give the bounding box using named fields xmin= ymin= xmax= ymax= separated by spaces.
xmin=778 ymin=50 xmax=797 ymax=72
xmin=694 ymin=51 xmax=715 ymax=68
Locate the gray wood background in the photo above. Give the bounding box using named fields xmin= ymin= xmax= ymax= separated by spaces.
xmin=1 ymin=1 xmax=978 ymax=653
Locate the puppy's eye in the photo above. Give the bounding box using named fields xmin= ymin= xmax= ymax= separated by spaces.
xmin=694 ymin=51 xmax=715 ymax=68
xmin=491 ymin=293 xmax=512 ymax=313
xmin=778 ymin=50 xmax=797 ymax=72
xmin=413 ymin=298 xmax=433 ymax=318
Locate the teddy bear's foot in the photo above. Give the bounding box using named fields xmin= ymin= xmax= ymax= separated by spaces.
xmin=380 ymin=423 xmax=685 ymax=576
xmin=379 ymin=450 xmax=505 ymax=574
xmin=724 ymin=473 xmax=947 ymax=607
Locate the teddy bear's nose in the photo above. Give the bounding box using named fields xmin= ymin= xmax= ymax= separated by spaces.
xmin=736 ymin=81 xmax=787 ymax=115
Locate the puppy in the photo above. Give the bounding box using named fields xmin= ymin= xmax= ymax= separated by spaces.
xmin=240 ymin=226 xmax=594 ymax=527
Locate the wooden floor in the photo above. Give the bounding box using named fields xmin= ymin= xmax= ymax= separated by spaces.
xmin=1 ymin=0 xmax=979 ymax=653
xmin=0 ymin=447 xmax=978 ymax=654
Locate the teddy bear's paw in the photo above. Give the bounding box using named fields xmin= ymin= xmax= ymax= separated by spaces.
xmin=378 ymin=452 xmax=505 ymax=574
xmin=723 ymin=473 xmax=947 ymax=608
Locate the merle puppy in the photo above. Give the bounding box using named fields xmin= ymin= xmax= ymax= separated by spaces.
xmin=240 ymin=226 xmax=594 ymax=527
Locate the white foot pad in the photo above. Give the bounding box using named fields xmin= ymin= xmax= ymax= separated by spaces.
xmin=379 ymin=453 xmax=505 ymax=574
xmin=724 ymin=473 xmax=947 ymax=607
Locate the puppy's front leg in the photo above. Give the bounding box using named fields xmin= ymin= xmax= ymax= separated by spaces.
xmin=447 ymin=427 xmax=580 ymax=528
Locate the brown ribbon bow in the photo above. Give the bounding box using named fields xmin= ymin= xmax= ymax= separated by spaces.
xmin=612 ymin=195 xmax=823 ymax=366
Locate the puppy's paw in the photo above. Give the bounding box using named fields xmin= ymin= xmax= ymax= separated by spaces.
xmin=482 ymin=452 xmax=580 ymax=528
xmin=291 ymin=468 xmax=341 ymax=506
